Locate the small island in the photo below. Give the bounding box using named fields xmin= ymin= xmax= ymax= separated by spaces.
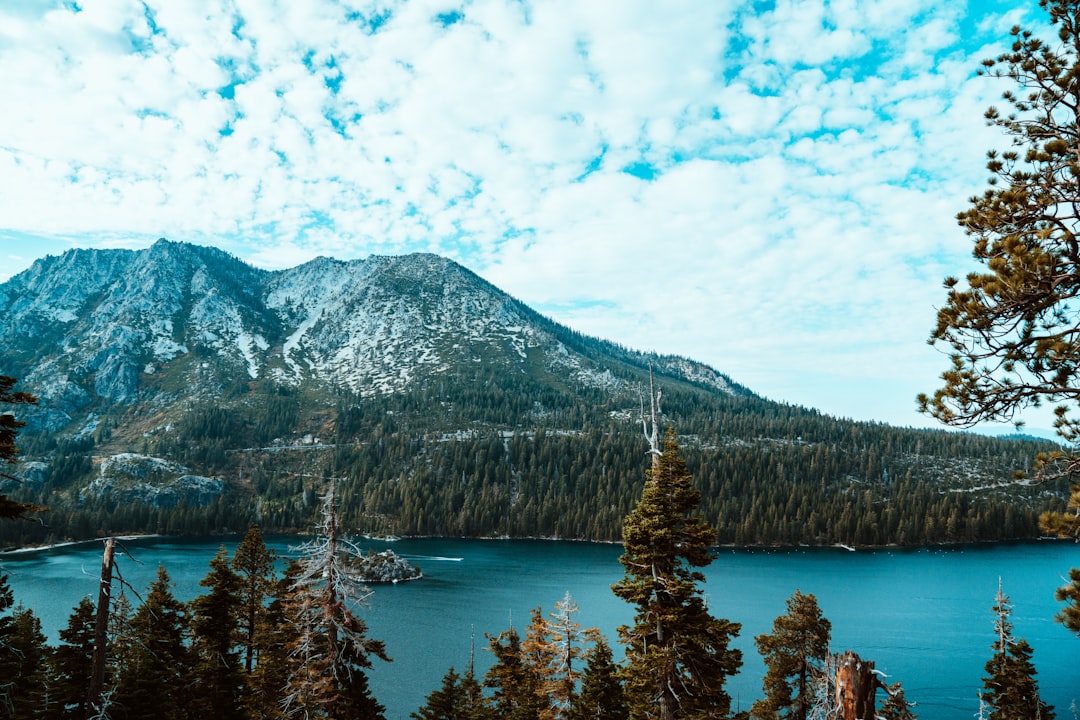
xmin=352 ymin=549 xmax=422 ymax=583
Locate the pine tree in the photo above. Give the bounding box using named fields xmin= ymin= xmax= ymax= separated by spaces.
xmin=0 ymin=604 xmax=48 ymax=720
xmin=521 ymin=607 xmax=556 ymax=716
xmin=44 ymin=597 xmax=97 ymax=720
xmin=611 ymin=427 xmax=741 ymax=720
xmin=110 ymin=566 xmax=192 ymax=720
xmin=520 ymin=595 xmax=596 ymax=720
xmin=0 ymin=573 xmax=14 ymax=714
xmin=569 ymin=638 xmax=627 ymax=720
xmin=0 ymin=574 xmax=44 ymax=720
xmin=189 ymin=546 xmax=245 ymax=720
xmin=982 ymin=585 xmax=1054 ymax=720
xmin=233 ymin=522 xmax=278 ymax=674
xmin=877 ymin=682 xmax=917 ymax=720
xmin=918 ymin=0 xmax=1080 ymax=474
xmin=751 ymin=589 xmax=832 ymax=720
xmin=245 ymin=567 xmax=294 ymax=720
xmin=914 ymin=0 xmax=1080 ymax=633
xmin=484 ymin=628 xmax=542 ymax=720
xmin=543 ymin=593 xmax=596 ymax=720
xmin=282 ymin=480 xmax=390 ymax=720
xmin=1052 ymin=566 xmax=1080 ymax=635
xmin=0 ymin=376 xmax=41 ymax=520
xmin=459 ymin=664 xmax=487 ymax=720
xmin=412 ymin=666 xmax=490 ymax=720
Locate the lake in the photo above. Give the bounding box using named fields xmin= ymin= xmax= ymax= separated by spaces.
xmin=2 ymin=537 xmax=1078 ymax=720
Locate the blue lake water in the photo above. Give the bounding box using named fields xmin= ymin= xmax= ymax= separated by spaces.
xmin=2 ymin=537 xmax=1078 ymax=719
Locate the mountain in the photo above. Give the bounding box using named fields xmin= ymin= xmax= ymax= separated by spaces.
xmin=0 ymin=239 xmax=1069 ymax=547
xmin=3 ymin=240 xmax=740 ymax=426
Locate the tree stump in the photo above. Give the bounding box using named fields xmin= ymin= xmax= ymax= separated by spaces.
xmin=835 ymin=650 xmax=877 ymax=720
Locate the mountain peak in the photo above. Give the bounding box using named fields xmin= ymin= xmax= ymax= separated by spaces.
xmin=0 ymin=242 xmax=746 ymax=433
xmin=2 ymin=243 xmax=1057 ymax=550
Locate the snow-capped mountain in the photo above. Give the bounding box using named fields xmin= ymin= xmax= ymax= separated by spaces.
xmin=0 ymin=238 xmax=746 ymax=434
xmin=0 ymin=240 xmax=1061 ymax=547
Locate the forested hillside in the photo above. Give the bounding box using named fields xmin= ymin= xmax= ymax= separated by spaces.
xmin=3 ymin=374 xmax=1064 ymax=548
xmin=0 ymin=242 xmax=1069 ymax=548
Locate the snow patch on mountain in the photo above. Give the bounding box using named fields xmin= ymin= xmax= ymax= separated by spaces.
xmin=44 ymin=307 xmax=78 ymax=323
xmin=655 ymin=356 xmax=735 ymax=394
xmin=153 ymin=337 xmax=188 ymax=362
xmin=237 ymin=331 xmax=269 ymax=379
xmin=0 ymin=241 xmax=747 ymax=427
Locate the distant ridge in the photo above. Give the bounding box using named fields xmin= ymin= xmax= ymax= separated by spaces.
xmin=0 ymin=239 xmax=746 ymax=427
xmin=0 ymin=239 xmax=1067 ymax=548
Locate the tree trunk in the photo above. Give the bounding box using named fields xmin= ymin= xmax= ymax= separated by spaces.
xmin=835 ymin=651 xmax=877 ymax=720
xmin=86 ymin=537 xmax=115 ymax=719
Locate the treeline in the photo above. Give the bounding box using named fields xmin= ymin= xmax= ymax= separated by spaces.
xmin=0 ymin=516 xmax=391 ymax=720
xmin=0 ymin=431 xmax=1064 ymax=720
xmin=3 ymin=376 xmax=1067 ymax=548
xmin=0 ymin=533 xmax=1054 ymax=720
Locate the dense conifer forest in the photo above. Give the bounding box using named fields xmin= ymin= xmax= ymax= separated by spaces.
xmin=0 ymin=438 xmax=1060 ymax=720
xmin=2 ymin=369 xmax=1066 ymax=549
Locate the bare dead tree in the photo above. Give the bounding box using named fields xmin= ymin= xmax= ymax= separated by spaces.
xmin=834 ymin=651 xmax=877 ymax=720
xmin=640 ymin=367 xmax=663 ymax=474
xmin=281 ymin=478 xmax=389 ymax=720
xmin=85 ymin=537 xmax=115 ymax=719
xmin=807 ymin=651 xmax=885 ymax=720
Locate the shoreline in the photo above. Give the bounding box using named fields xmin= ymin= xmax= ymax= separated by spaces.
xmin=1 ymin=532 xmax=1068 ymax=557
xmin=0 ymin=534 xmax=162 ymax=556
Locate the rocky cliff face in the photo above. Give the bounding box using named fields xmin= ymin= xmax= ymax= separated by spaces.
xmin=82 ymin=454 xmax=224 ymax=509
xmin=1 ymin=238 xmax=746 ymax=436
xmin=0 ymin=241 xmax=1060 ymax=548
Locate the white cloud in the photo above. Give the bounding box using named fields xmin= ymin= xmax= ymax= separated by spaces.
xmin=0 ymin=0 xmax=1049 ymax=430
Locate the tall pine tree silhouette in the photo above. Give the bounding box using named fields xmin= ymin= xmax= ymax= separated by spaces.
xmin=612 ymin=415 xmax=741 ymax=720
xmin=982 ymin=584 xmax=1054 ymax=720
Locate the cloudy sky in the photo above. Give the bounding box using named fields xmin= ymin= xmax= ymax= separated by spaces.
xmin=0 ymin=0 xmax=1057 ymax=433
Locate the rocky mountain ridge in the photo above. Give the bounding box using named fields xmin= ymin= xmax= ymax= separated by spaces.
xmin=2 ymin=239 xmax=742 ymax=436
xmin=0 ymin=240 xmax=1067 ymax=548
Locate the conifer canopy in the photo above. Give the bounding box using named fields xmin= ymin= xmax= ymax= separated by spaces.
xmin=612 ymin=428 xmax=741 ymax=720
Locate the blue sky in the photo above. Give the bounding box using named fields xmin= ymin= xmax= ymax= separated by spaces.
xmin=0 ymin=0 xmax=1058 ymax=433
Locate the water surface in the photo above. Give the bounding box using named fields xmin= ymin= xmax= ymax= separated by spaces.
xmin=3 ymin=538 xmax=1077 ymax=719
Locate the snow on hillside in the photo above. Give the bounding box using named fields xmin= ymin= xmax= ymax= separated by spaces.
xmin=0 ymin=240 xmax=744 ymax=430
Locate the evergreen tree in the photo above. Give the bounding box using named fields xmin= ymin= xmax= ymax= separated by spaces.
xmin=282 ymin=481 xmax=389 ymax=720
xmin=569 ymin=638 xmax=627 ymax=720
xmin=544 ymin=593 xmax=596 ymax=720
xmin=0 ymin=604 xmax=48 ymax=720
xmin=751 ymin=590 xmax=832 ymax=720
xmin=460 ymin=666 xmax=488 ymax=720
xmin=521 ymin=595 xmax=596 ymax=720
xmin=1052 ymin=566 xmax=1080 ymax=635
xmin=982 ymin=586 xmax=1054 ymax=720
xmin=877 ymin=682 xmax=917 ymax=720
xmin=484 ymin=628 xmax=542 ymax=720
xmin=233 ymin=522 xmax=278 ymax=674
xmin=915 ymin=0 xmax=1080 ymax=626
xmin=189 ymin=546 xmax=245 ymax=720
xmin=1041 ymin=485 xmax=1080 ymax=635
xmin=412 ymin=666 xmax=489 ymax=720
xmin=611 ymin=427 xmax=741 ymax=720
xmin=918 ymin=0 xmax=1080 ymax=475
xmin=245 ymin=567 xmax=295 ymax=720
xmin=0 ymin=376 xmax=41 ymax=520
xmin=44 ymin=597 xmax=97 ymax=720
xmin=521 ymin=607 xmax=555 ymax=714
xmin=101 ymin=592 xmax=134 ymax=717
xmin=111 ymin=566 xmax=192 ymax=720
xmin=0 ymin=573 xmax=14 ymax=714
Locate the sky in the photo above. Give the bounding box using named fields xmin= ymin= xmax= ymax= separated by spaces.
xmin=0 ymin=0 xmax=1061 ymax=434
